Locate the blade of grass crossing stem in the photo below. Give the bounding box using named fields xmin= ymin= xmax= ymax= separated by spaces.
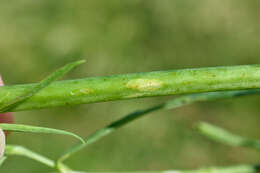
xmin=0 ymin=156 xmax=7 ymax=166
xmin=5 ymin=145 xmax=55 ymax=168
xmin=57 ymin=162 xmax=85 ymax=173
xmin=197 ymin=122 xmax=260 ymax=149
xmin=59 ymin=89 xmax=260 ymax=161
xmin=0 ymin=60 xmax=85 ymax=113
xmin=0 ymin=124 xmax=85 ymax=144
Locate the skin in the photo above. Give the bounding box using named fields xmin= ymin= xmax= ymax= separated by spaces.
xmin=0 ymin=76 xmax=14 ymax=135
xmin=0 ymin=129 xmax=5 ymax=158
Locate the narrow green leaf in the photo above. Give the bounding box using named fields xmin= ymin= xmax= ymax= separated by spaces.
xmin=0 ymin=124 xmax=85 ymax=144
xmin=49 ymin=165 xmax=260 ymax=173
xmin=57 ymin=162 xmax=85 ymax=173
xmin=5 ymin=145 xmax=55 ymax=168
xmin=197 ymin=122 xmax=260 ymax=149
xmin=0 ymin=60 xmax=85 ymax=113
xmin=0 ymin=156 xmax=7 ymax=166
xmin=59 ymin=89 xmax=260 ymax=161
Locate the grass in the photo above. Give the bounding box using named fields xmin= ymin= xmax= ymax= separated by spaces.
xmin=1 ymin=64 xmax=260 ymax=112
xmin=0 ymin=60 xmax=260 ymax=172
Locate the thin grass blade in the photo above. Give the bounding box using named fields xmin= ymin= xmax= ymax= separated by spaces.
xmin=0 ymin=60 xmax=85 ymax=113
xmin=59 ymin=89 xmax=260 ymax=161
xmin=0 ymin=124 xmax=85 ymax=144
xmin=0 ymin=156 xmax=7 ymax=166
xmin=5 ymin=145 xmax=55 ymax=168
xmin=197 ymin=122 xmax=260 ymax=149
xmin=57 ymin=162 xmax=85 ymax=173
xmin=80 ymin=165 xmax=258 ymax=173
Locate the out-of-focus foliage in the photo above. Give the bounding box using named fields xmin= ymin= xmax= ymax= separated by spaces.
xmin=0 ymin=0 xmax=260 ymax=172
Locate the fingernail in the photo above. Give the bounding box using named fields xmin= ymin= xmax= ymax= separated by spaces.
xmin=0 ymin=128 xmax=5 ymax=158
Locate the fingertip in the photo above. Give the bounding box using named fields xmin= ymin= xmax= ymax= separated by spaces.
xmin=0 ymin=75 xmax=3 ymax=86
xmin=0 ymin=128 xmax=5 ymax=158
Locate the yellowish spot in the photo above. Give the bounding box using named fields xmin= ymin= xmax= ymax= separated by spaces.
xmin=79 ymin=88 xmax=93 ymax=94
xmin=124 ymin=93 xmax=145 ymax=99
xmin=126 ymin=79 xmax=163 ymax=91
xmin=70 ymin=88 xmax=93 ymax=96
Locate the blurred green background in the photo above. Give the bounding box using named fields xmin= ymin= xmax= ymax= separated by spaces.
xmin=1 ymin=0 xmax=260 ymax=172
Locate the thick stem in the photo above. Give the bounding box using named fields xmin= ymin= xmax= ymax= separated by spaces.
xmin=1 ymin=64 xmax=260 ymax=112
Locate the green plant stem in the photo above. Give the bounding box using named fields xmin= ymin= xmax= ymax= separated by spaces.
xmin=198 ymin=122 xmax=260 ymax=149
xmin=0 ymin=123 xmax=85 ymax=144
xmin=52 ymin=165 xmax=260 ymax=173
xmin=84 ymin=165 xmax=259 ymax=173
xmin=1 ymin=64 xmax=260 ymax=112
xmin=0 ymin=156 xmax=7 ymax=166
xmin=59 ymin=89 xmax=260 ymax=161
xmin=0 ymin=60 xmax=85 ymax=113
xmin=57 ymin=162 xmax=85 ymax=173
xmin=5 ymin=145 xmax=55 ymax=168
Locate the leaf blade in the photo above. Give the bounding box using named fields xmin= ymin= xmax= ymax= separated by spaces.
xmin=59 ymin=89 xmax=260 ymax=161
xmin=0 ymin=60 xmax=85 ymax=113
xmin=0 ymin=124 xmax=85 ymax=144
xmin=5 ymin=145 xmax=55 ymax=168
xmin=197 ymin=122 xmax=260 ymax=149
xmin=0 ymin=156 xmax=7 ymax=166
